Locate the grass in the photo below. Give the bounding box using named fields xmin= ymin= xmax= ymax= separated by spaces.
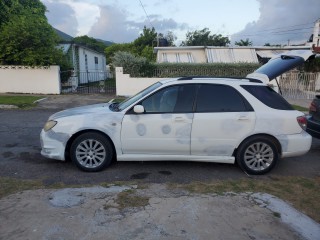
xmin=0 ymin=95 xmax=43 ymax=108
xmin=169 ymin=176 xmax=320 ymax=222
xmin=292 ymin=104 xmax=309 ymax=112
xmin=1 ymin=176 xmax=319 ymax=222
xmin=114 ymin=190 xmax=150 ymax=210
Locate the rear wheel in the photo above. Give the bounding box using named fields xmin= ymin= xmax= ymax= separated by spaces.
xmin=70 ymin=132 xmax=113 ymax=172
xmin=236 ymin=136 xmax=279 ymax=175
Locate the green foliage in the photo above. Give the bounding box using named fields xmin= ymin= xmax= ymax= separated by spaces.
xmin=73 ymin=35 xmax=108 ymax=53
xmin=158 ymin=31 xmax=177 ymax=46
xmin=105 ymin=43 xmax=134 ymax=64
xmin=0 ymin=0 xmax=46 ymax=28
xmin=302 ymin=57 xmax=320 ymax=72
xmin=264 ymin=43 xmax=282 ymax=47
xmin=120 ymin=61 xmax=260 ymax=78
xmin=235 ymin=38 xmax=253 ymax=46
xmin=133 ymin=26 xmax=157 ymax=50
xmin=112 ymin=51 xmax=154 ymax=77
xmin=181 ymin=28 xmax=230 ymax=46
xmin=0 ymin=0 xmax=68 ymax=67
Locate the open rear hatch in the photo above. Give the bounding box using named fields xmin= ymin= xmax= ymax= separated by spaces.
xmin=247 ymin=50 xmax=315 ymax=84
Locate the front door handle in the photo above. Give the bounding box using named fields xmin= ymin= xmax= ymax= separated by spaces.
xmin=174 ymin=117 xmax=185 ymax=122
xmin=238 ymin=116 xmax=249 ymax=120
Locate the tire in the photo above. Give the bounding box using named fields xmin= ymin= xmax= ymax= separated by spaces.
xmin=236 ymin=136 xmax=279 ymax=175
xmin=70 ymin=132 xmax=113 ymax=172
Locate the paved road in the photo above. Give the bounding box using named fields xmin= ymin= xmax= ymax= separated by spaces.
xmin=0 ymin=105 xmax=319 ymax=185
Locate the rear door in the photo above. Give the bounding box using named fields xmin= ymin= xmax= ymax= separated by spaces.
xmin=191 ymin=84 xmax=255 ymax=156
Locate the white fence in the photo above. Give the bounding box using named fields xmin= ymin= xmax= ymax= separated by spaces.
xmin=0 ymin=65 xmax=61 ymax=94
xmin=279 ymin=71 xmax=320 ymax=99
xmin=116 ymin=67 xmax=163 ymax=96
xmin=116 ymin=67 xmax=320 ymax=99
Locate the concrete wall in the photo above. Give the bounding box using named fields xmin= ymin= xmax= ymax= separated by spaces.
xmin=116 ymin=67 xmax=164 ymax=96
xmin=0 ymin=65 xmax=61 ymax=94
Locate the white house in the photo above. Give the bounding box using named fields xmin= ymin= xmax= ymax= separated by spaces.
xmin=60 ymin=43 xmax=107 ymax=84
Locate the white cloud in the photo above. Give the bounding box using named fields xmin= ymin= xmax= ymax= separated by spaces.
xmin=231 ymin=0 xmax=320 ymax=46
xmin=43 ymin=0 xmax=78 ymax=36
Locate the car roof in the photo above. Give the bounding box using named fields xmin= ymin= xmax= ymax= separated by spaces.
xmin=159 ymin=77 xmax=264 ymax=86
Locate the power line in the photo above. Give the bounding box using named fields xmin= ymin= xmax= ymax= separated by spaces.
xmin=233 ymin=22 xmax=314 ymax=37
xmin=138 ymin=0 xmax=154 ymax=29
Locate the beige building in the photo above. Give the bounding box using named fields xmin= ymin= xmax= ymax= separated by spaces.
xmin=154 ymin=46 xmax=311 ymax=64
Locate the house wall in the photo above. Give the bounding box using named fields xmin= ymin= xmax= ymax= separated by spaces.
xmin=0 ymin=65 xmax=60 ymax=94
xmin=77 ymin=47 xmax=107 ymax=83
xmin=116 ymin=67 xmax=163 ymax=96
xmin=157 ymin=49 xmax=206 ymax=63
xmin=78 ymin=47 xmax=106 ymax=72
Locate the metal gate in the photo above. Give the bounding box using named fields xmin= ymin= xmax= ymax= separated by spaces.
xmin=60 ymin=70 xmax=116 ymax=94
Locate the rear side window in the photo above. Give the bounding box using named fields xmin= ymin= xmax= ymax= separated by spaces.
xmin=196 ymin=84 xmax=251 ymax=112
xmin=241 ymin=85 xmax=293 ymax=110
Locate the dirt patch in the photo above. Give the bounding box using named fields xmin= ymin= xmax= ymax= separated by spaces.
xmin=1 ymin=184 xmax=319 ymax=240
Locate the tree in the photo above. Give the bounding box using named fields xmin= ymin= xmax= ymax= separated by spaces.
xmin=73 ymin=35 xmax=108 ymax=53
xmin=0 ymin=0 xmax=66 ymax=66
xmin=181 ymin=28 xmax=230 ymax=46
xmin=105 ymin=43 xmax=134 ymax=64
xmin=158 ymin=31 xmax=177 ymax=46
xmin=235 ymin=38 xmax=252 ymax=46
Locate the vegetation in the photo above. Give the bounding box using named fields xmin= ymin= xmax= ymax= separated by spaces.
xmin=119 ymin=62 xmax=260 ymax=78
xmin=73 ymin=35 xmax=110 ymax=53
xmin=181 ymin=28 xmax=230 ymax=46
xmin=0 ymin=95 xmax=43 ymax=108
xmin=170 ymin=176 xmax=320 ymax=222
xmin=0 ymin=0 xmax=67 ymax=67
xmin=235 ymin=38 xmax=253 ymax=46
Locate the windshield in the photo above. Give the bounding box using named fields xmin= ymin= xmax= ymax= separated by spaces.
xmin=116 ymin=82 xmax=162 ymax=111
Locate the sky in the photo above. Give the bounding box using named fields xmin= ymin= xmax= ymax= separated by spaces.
xmin=41 ymin=0 xmax=320 ymax=46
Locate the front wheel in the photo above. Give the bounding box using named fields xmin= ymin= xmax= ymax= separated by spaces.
xmin=236 ymin=136 xmax=279 ymax=175
xmin=70 ymin=132 xmax=113 ymax=172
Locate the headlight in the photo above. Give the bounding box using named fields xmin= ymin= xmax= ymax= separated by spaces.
xmin=43 ymin=120 xmax=57 ymax=132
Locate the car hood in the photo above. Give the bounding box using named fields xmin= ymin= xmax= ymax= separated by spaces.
xmin=49 ymin=103 xmax=112 ymax=120
xmin=247 ymin=50 xmax=315 ymax=83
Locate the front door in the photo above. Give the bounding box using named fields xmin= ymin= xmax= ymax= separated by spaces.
xmin=121 ymin=84 xmax=197 ymax=155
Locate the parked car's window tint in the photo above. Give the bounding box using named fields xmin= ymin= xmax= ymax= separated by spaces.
xmin=141 ymin=85 xmax=196 ymax=113
xmin=196 ymin=84 xmax=248 ymax=112
xmin=241 ymin=85 xmax=293 ymax=110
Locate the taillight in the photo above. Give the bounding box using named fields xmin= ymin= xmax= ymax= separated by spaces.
xmin=309 ymin=102 xmax=317 ymax=113
xmin=297 ymin=116 xmax=307 ymax=131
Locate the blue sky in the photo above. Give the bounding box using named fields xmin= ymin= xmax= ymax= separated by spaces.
xmin=41 ymin=0 xmax=320 ymax=46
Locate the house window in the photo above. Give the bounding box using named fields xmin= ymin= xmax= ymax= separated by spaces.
xmin=94 ymin=56 xmax=99 ymax=70
xmin=162 ymin=53 xmax=168 ymax=62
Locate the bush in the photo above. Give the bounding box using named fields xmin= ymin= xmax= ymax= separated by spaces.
xmin=118 ymin=61 xmax=261 ymax=78
xmin=111 ymin=51 xmax=152 ymax=77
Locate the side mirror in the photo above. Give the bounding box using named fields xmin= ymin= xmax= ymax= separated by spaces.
xmin=133 ymin=105 xmax=145 ymax=114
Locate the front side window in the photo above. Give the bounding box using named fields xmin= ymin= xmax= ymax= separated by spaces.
xmin=196 ymin=84 xmax=250 ymax=112
xmin=141 ymin=84 xmax=196 ymax=113
xmin=241 ymin=85 xmax=293 ymax=110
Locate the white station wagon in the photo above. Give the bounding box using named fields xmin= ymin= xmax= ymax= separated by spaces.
xmin=40 ymin=50 xmax=314 ymax=174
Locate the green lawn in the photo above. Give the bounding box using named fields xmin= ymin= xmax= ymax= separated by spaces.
xmin=292 ymin=104 xmax=309 ymax=112
xmin=0 ymin=95 xmax=44 ymax=108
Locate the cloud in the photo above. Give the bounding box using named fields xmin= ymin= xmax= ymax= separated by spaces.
xmin=88 ymin=5 xmax=189 ymax=43
xmin=231 ymin=0 xmax=320 ymax=46
xmin=42 ymin=0 xmax=78 ymax=37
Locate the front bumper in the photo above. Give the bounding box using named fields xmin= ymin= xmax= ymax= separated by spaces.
xmin=40 ymin=129 xmax=66 ymax=161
